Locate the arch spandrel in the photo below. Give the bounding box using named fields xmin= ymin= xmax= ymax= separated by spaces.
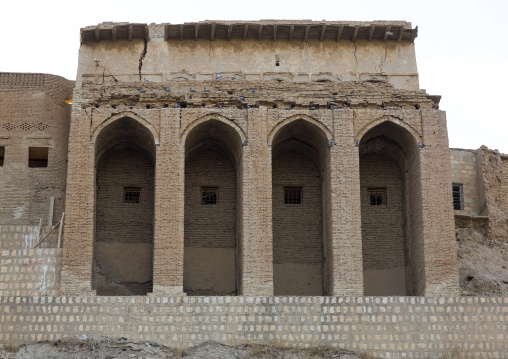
xmin=356 ymin=115 xmax=422 ymax=145
xmin=180 ymin=113 xmax=247 ymax=145
xmin=267 ymin=114 xmax=333 ymax=147
xmin=91 ymin=111 xmax=160 ymax=146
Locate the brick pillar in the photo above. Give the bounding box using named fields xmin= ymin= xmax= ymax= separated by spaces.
xmin=239 ymin=108 xmax=274 ymax=295
xmin=151 ymin=109 xmax=185 ymax=295
xmin=60 ymin=107 xmax=96 ymax=295
xmin=418 ymin=110 xmax=460 ymax=295
xmin=327 ymin=110 xmax=364 ymax=295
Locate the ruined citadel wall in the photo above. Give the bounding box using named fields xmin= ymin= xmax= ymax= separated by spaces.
xmin=0 ymin=73 xmax=74 ymax=227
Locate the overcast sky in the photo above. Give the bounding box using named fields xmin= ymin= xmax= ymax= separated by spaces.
xmin=2 ymin=0 xmax=507 ymax=152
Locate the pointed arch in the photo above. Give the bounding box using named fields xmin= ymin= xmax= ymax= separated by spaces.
xmin=181 ymin=113 xmax=247 ymax=145
xmin=356 ymin=116 xmax=422 ymax=145
xmin=91 ymin=111 xmax=159 ymax=145
xmin=268 ymin=114 xmax=333 ymax=146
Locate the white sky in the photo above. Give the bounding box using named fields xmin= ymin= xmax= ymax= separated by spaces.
xmin=1 ymin=0 xmax=507 ymax=152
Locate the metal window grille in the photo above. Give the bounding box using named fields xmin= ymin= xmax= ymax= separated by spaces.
xmin=202 ymin=187 xmax=218 ymax=205
xmin=452 ymin=184 xmax=463 ymax=210
xmin=284 ymin=187 xmax=302 ymax=204
xmin=368 ymin=188 xmax=387 ymax=206
xmin=124 ymin=187 xmax=141 ymax=203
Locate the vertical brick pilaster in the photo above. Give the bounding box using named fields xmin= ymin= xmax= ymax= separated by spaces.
xmin=152 ymin=109 xmax=185 ymax=295
xmin=60 ymin=109 xmax=96 ymax=295
xmin=328 ymin=109 xmax=364 ymax=295
xmin=240 ymin=108 xmax=274 ymax=295
xmin=419 ymin=110 xmax=460 ymax=296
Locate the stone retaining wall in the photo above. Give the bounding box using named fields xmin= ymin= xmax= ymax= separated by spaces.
xmin=1 ymin=296 xmax=506 ymax=358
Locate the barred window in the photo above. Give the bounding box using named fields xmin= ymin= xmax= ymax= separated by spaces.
xmin=368 ymin=188 xmax=387 ymax=206
xmin=452 ymin=184 xmax=463 ymax=210
xmin=284 ymin=187 xmax=302 ymax=204
xmin=124 ymin=187 xmax=141 ymax=203
xmin=202 ymin=187 xmax=218 ymax=205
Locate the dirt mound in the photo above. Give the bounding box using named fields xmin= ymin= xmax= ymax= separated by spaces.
xmin=456 ymin=227 xmax=508 ymax=296
xmin=0 ymin=337 xmax=376 ymax=359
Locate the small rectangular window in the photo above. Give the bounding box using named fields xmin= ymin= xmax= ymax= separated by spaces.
xmin=202 ymin=187 xmax=218 ymax=205
xmin=124 ymin=187 xmax=141 ymax=203
xmin=0 ymin=147 xmax=4 ymax=166
xmin=284 ymin=187 xmax=302 ymax=204
xmin=368 ymin=188 xmax=387 ymax=206
xmin=28 ymin=147 xmax=48 ymax=168
xmin=452 ymin=184 xmax=463 ymax=210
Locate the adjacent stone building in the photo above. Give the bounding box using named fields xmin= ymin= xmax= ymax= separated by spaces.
xmin=3 ymin=20 xmax=484 ymax=298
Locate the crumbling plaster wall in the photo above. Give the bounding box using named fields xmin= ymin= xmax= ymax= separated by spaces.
xmin=76 ymin=25 xmax=419 ymax=90
xmin=0 ymin=73 xmax=74 ymax=226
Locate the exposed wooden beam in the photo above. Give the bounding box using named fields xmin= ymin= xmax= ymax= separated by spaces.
xmin=352 ymin=25 xmax=359 ymax=42
xmin=336 ymin=25 xmax=344 ymax=42
xmin=257 ymin=24 xmax=263 ymax=40
xmin=164 ymin=25 xmax=169 ymax=41
xmin=383 ymin=26 xmax=391 ymax=42
xmin=227 ymin=25 xmax=233 ymax=41
xmin=80 ymin=29 xmax=84 ymax=45
xmin=243 ymin=24 xmax=248 ymax=40
xmin=304 ymin=25 xmax=310 ymax=42
xmin=289 ymin=25 xmax=294 ymax=41
xmin=319 ymin=24 xmax=326 ymax=41
xmin=194 ymin=24 xmax=199 ymax=41
xmin=144 ymin=26 xmax=149 ymax=41
xmin=273 ymin=25 xmax=277 ymax=41
xmin=410 ymin=26 xmax=418 ymax=42
xmin=111 ymin=27 xmax=117 ymax=42
xmin=128 ymin=25 xmax=133 ymax=41
xmin=368 ymin=25 xmax=375 ymax=42
xmin=179 ymin=25 xmax=183 ymax=41
xmin=95 ymin=27 xmax=100 ymax=42
xmin=210 ymin=23 xmax=216 ymax=41
xmin=397 ymin=26 xmax=403 ymax=42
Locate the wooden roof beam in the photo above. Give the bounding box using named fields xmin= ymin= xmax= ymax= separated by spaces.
xmin=383 ymin=26 xmax=391 ymax=42
xmin=128 ymin=25 xmax=133 ymax=41
xmin=210 ymin=23 xmax=216 ymax=41
xmin=179 ymin=25 xmax=183 ymax=41
xmin=336 ymin=25 xmax=344 ymax=42
xmin=242 ymin=24 xmax=248 ymax=40
xmin=351 ymin=25 xmax=359 ymax=42
xmin=320 ymin=24 xmax=326 ymax=41
xmin=194 ymin=24 xmax=199 ymax=41
xmin=164 ymin=25 xmax=169 ymax=41
xmin=95 ymin=27 xmax=100 ymax=42
xmin=144 ymin=26 xmax=149 ymax=41
xmin=273 ymin=25 xmax=277 ymax=41
xmin=397 ymin=26 xmax=403 ymax=42
xmin=368 ymin=25 xmax=375 ymax=42
xmin=289 ymin=25 xmax=294 ymax=41
xmin=227 ymin=25 xmax=233 ymax=41
xmin=304 ymin=25 xmax=310 ymax=42
xmin=410 ymin=26 xmax=418 ymax=42
xmin=111 ymin=26 xmax=117 ymax=42
xmin=257 ymin=24 xmax=263 ymax=40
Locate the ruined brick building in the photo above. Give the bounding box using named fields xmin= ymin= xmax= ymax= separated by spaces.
xmin=0 ymin=20 xmax=503 ymax=299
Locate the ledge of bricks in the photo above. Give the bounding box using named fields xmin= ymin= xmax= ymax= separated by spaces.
xmin=0 ymin=296 xmax=506 ymax=358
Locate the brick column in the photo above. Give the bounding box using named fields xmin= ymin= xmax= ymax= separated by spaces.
xmin=60 ymin=106 xmax=96 ymax=295
xmin=239 ymin=108 xmax=274 ymax=295
xmin=418 ymin=110 xmax=460 ymax=295
xmin=151 ymin=109 xmax=185 ymax=295
xmin=327 ymin=109 xmax=364 ymax=295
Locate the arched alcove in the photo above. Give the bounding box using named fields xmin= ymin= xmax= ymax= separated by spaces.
xmin=183 ymin=118 xmax=243 ymax=295
xmin=93 ymin=117 xmax=156 ymax=295
xmin=359 ymin=120 xmax=424 ymax=296
xmin=271 ymin=118 xmax=332 ymax=295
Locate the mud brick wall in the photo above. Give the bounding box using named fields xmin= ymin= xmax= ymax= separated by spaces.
xmin=0 ymin=73 xmax=74 ymax=225
xmin=450 ymin=149 xmax=479 ymax=215
xmin=1 ymin=296 xmax=506 ymax=358
xmin=0 ymin=225 xmax=59 ymax=250
xmin=0 ymin=249 xmax=62 ymax=296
